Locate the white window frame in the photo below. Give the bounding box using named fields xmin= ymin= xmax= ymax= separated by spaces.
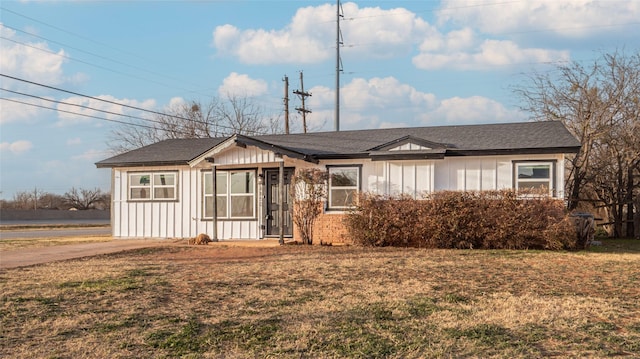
xmin=327 ymin=166 xmax=361 ymax=210
xmin=203 ymin=170 xmax=256 ymax=219
xmin=514 ymin=161 xmax=555 ymax=196
xmin=128 ymin=172 xmax=178 ymax=201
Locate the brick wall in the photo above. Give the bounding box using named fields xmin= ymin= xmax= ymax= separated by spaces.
xmin=312 ymin=212 xmax=351 ymax=245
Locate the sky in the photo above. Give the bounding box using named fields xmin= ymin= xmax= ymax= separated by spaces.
xmin=1 ymin=0 xmax=638 ymax=200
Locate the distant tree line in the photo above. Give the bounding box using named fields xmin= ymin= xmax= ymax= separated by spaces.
xmin=0 ymin=187 xmax=110 ymax=211
xmin=515 ymin=49 xmax=640 ymax=238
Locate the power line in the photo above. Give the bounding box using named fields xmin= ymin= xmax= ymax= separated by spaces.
xmin=0 ymin=36 xmax=215 ymax=97
xmin=0 ymin=97 xmax=162 ymax=132
xmin=0 ymin=24 xmax=216 ymax=96
xmin=1 ymin=33 xmax=284 ymax=117
xmin=0 ymin=87 xmax=165 ymax=126
xmin=0 ymin=6 xmax=148 ymax=62
xmin=0 ymin=74 xmax=269 ymax=135
xmin=0 ymin=96 xmax=234 ymax=139
xmin=1 ymin=73 xmax=191 ymax=119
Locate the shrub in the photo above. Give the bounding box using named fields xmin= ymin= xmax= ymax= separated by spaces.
xmin=344 ymin=190 xmax=578 ymax=250
xmin=291 ymin=168 xmax=328 ymax=245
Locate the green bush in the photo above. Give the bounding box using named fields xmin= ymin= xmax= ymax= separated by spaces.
xmin=344 ymin=190 xmax=578 ymax=250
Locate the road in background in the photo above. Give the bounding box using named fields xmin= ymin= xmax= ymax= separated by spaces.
xmin=0 ymin=219 xmax=110 ymax=226
xmin=0 ymin=226 xmax=111 ymax=239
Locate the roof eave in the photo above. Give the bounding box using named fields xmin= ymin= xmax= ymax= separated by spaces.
xmin=445 ymin=146 xmax=581 ymax=156
xmin=95 ymin=160 xmax=191 ymax=169
xmin=235 ymin=135 xmax=319 ymax=164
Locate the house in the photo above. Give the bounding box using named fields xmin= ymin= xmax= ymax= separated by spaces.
xmin=96 ymin=121 xmax=581 ymax=243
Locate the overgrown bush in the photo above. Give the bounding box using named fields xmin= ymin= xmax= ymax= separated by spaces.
xmin=344 ymin=190 xmax=579 ymax=250
xmin=291 ymin=168 xmax=328 ymax=245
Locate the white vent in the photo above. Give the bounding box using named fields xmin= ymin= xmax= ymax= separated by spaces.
xmin=388 ymin=143 xmax=431 ymax=151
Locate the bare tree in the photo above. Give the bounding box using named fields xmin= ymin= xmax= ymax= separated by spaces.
xmin=38 ymin=193 xmax=66 ymax=209
xmin=291 ymin=168 xmax=328 ymax=245
xmin=9 ymin=188 xmax=48 ymax=210
xmin=63 ymin=187 xmax=106 ymax=210
xmin=108 ymin=95 xmax=280 ymax=154
xmin=514 ymin=49 xmax=640 ymax=237
xmin=11 ymin=191 xmax=36 ymax=210
xmin=215 ymin=94 xmax=270 ymax=136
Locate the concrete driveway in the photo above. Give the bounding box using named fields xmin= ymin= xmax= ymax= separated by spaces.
xmin=0 ymin=239 xmax=173 ymax=269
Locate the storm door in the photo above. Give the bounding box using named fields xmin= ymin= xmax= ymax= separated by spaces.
xmin=265 ymin=168 xmax=293 ymax=236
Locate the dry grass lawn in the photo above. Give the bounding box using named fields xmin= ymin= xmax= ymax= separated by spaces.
xmin=0 ymin=235 xmax=113 ymax=250
xmin=1 ymin=241 xmax=639 ymax=358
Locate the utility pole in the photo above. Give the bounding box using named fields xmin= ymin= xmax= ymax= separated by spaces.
xmin=335 ymin=0 xmax=343 ymax=132
xmin=293 ymin=71 xmax=312 ymax=133
xmin=283 ymin=75 xmax=290 ymax=134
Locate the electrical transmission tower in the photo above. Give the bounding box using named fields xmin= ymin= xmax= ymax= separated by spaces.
xmin=293 ymin=71 xmax=312 ymax=133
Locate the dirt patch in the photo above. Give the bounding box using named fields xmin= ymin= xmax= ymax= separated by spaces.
xmin=153 ymin=241 xmax=336 ymax=264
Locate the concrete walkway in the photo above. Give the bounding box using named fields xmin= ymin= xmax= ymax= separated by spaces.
xmin=0 ymin=239 xmax=174 ymax=269
xmin=0 ymin=239 xmax=283 ymax=269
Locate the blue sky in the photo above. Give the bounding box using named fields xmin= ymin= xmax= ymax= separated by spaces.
xmin=1 ymin=0 xmax=638 ymax=200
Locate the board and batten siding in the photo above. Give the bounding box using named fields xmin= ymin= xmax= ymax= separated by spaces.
xmin=110 ymin=146 xmax=315 ymax=239
xmin=111 ymin=165 xmax=262 ymax=239
xmin=110 ymin=149 xmax=566 ymax=239
xmin=433 ymin=154 xmax=564 ymax=195
xmin=332 ymin=153 xmax=564 ymax=199
xmin=111 ymin=166 xmax=200 ymax=238
xmin=362 ymin=160 xmax=435 ymax=197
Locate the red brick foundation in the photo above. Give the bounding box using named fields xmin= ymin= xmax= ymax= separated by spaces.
xmin=311 ymin=212 xmax=351 ymax=245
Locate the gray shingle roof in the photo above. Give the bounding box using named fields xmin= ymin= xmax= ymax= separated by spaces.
xmin=96 ymin=138 xmax=226 ymax=167
xmin=96 ymin=121 xmax=580 ymax=168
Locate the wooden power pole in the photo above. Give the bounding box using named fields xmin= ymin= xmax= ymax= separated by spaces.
xmin=283 ymin=75 xmax=290 ymax=134
xmin=293 ymin=71 xmax=312 ymax=133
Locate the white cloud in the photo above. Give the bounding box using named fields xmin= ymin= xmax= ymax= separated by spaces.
xmin=437 ymin=0 xmax=640 ymax=37
xmin=209 ymin=2 xmax=582 ymax=71
xmin=0 ymin=23 xmax=67 ymax=87
xmin=0 ymin=140 xmax=33 ymax=154
xmin=0 ymin=96 xmax=48 ymax=124
xmin=340 ymin=77 xmax=436 ymax=111
xmin=66 ymin=138 xmax=82 ymax=145
xmin=423 ymin=96 xmax=525 ymax=125
xmin=72 ymin=148 xmax=109 ymax=161
xmin=303 ymin=77 xmax=524 ymax=130
xmin=413 ymin=38 xmax=570 ymax=70
xmin=55 ymin=95 xmax=156 ymax=126
xmin=218 ymin=72 xmax=268 ymax=97
xmin=167 ymin=97 xmax=186 ymax=108
xmin=212 ymin=3 xmax=435 ymax=64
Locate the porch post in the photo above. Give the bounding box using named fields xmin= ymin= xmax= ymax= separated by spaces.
xmin=207 ymin=157 xmax=218 ymax=242
xmin=277 ymin=154 xmax=285 ymax=244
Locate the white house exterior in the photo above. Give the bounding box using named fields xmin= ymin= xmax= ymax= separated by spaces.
xmin=96 ymin=121 xmax=580 ymax=242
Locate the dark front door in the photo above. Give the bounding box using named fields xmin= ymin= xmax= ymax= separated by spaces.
xmin=265 ymin=168 xmax=293 ymax=236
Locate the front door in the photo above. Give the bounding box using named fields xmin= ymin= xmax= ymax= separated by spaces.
xmin=265 ymin=168 xmax=293 ymax=236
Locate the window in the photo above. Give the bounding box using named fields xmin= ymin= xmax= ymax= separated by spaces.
xmin=204 ymin=170 xmax=256 ymax=219
xmin=129 ymin=172 xmax=177 ymax=201
xmin=328 ymin=166 xmax=360 ymax=209
xmin=515 ymin=162 xmax=554 ymax=195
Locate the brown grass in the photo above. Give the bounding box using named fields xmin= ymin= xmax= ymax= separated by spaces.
xmin=0 ymin=235 xmax=114 ymax=250
xmin=1 ymin=243 xmax=639 ymax=358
